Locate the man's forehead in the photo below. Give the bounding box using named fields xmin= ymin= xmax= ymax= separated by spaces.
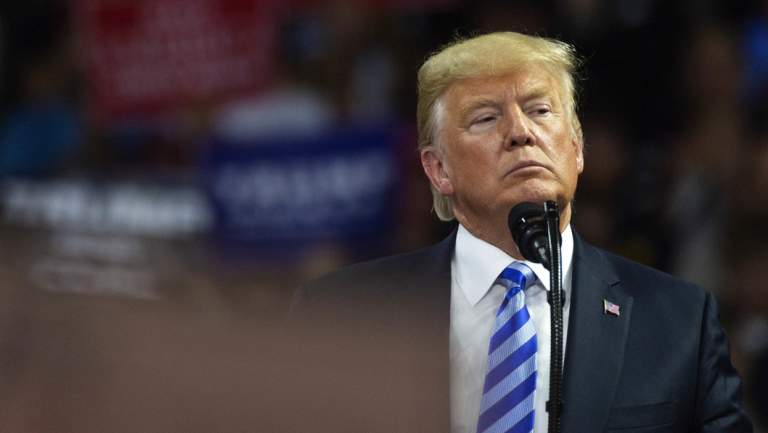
xmin=447 ymin=69 xmax=560 ymax=106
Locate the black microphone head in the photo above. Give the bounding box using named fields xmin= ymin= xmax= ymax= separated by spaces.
xmin=508 ymin=202 xmax=544 ymax=228
xmin=507 ymin=202 xmax=549 ymax=265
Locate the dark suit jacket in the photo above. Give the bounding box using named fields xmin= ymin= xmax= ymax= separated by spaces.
xmin=294 ymin=231 xmax=752 ymax=433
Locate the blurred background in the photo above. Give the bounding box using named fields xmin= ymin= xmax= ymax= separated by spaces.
xmin=0 ymin=0 xmax=766 ymax=431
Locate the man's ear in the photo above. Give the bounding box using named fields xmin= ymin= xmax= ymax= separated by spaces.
xmin=420 ymin=147 xmax=454 ymax=195
xmin=570 ymin=115 xmax=585 ymax=174
xmin=573 ymin=135 xmax=584 ymax=174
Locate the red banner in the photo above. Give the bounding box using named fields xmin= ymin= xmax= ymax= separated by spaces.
xmin=75 ymin=0 xmax=281 ymax=118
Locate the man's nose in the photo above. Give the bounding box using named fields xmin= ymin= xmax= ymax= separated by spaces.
xmin=504 ymin=108 xmax=534 ymax=147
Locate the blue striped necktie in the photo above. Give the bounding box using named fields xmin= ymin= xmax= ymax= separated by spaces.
xmin=476 ymin=262 xmax=537 ymax=433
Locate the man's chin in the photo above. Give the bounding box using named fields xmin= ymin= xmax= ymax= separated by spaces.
xmin=503 ymin=187 xmax=560 ymax=208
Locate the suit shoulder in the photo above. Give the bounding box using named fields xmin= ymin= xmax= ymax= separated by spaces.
xmin=595 ymin=246 xmax=705 ymax=299
xmin=297 ymin=237 xmax=453 ymax=304
xmin=308 ymin=246 xmax=435 ymax=289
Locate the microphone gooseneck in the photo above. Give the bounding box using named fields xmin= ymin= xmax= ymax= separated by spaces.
xmin=543 ymin=201 xmax=564 ymax=433
xmin=507 ymin=201 xmax=564 ymax=433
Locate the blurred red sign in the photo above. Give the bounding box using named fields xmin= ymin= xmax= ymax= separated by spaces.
xmin=75 ymin=0 xmax=280 ymax=118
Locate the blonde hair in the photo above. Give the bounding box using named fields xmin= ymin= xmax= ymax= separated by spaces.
xmin=417 ymin=32 xmax=582 ymax=221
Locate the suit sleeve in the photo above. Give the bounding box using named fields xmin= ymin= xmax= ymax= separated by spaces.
xmin=696 ymin=292 xmax=753 ymax=433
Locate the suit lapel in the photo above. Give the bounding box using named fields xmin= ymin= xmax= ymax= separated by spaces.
xmin=561 ymin=234 xmax=634 ymax=432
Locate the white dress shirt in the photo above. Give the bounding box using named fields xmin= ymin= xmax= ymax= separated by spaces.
xmin=450 ymin=224 xmax=574 ymax=433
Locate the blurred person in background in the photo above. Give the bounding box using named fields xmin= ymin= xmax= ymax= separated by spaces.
xmin=666 ymin=25 xmax=746 ymax=295
xmin=0 ymin=1 xmax=82 ymax=177
xmin=294 ymin=31 xmax=752 ymax=433
xmin=722 ymin=219 xmax=768 ymax=433
xmin=213 ymin=12 xmax=336 ymax=142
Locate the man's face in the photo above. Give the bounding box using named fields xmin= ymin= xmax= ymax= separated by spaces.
xmin=421 ymin=67 xmax=584 ymax=235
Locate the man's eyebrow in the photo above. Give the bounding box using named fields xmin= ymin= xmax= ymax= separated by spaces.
xmin=520 ymin=86 xmax=555 ymax=103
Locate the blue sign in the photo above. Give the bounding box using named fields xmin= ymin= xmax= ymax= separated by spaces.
xmin=201 ymin=125 xmax=399 ymax=249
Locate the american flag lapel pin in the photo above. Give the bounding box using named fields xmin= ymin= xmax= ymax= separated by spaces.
xmin=603 ymin=299 xmax=621 ymax=317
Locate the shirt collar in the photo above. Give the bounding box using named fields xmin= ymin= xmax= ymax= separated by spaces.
xmin=453 ymin=223 xmax=575 ymax=306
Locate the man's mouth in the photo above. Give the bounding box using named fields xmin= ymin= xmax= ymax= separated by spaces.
xmin=508 ymin=160 xmax=549 ymax=175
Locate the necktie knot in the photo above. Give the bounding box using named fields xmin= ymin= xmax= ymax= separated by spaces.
xmin=497 ymin=262 xmax=536 ymax=294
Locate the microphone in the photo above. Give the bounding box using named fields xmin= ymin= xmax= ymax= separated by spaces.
xmin=507 ymin=202 xmax=551 ymax=269
xmin=509 ymin=201 xmax=566 ymax=433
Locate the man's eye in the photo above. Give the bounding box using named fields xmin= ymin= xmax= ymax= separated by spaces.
xmin=474 ymin=115 xmax=497 ymax=124
xmin=530 ymin=107 xmax=551 ymax=115
xmin=468 ymin=114 xmax=498 ymax=132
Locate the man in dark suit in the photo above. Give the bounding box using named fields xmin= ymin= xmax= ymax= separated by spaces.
xmin=294 ymin=32 xmax=752 ymax=433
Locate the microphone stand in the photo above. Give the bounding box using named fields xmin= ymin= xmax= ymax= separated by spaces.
xmin=543 ymin=201 xmax=564 ymax=433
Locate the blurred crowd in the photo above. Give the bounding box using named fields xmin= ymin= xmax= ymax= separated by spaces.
xmin=0 ymin=0 xmax=766 ymax=431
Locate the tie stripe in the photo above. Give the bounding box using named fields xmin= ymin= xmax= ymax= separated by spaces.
xmin=483 ymin=334 xmax=537 ymax=392
xmin=487 ymin=319 xmax=536 ymax=372
xmin=478 ymin=374 xmax=537 ymax=431
xmin=477 ymin=262 xmax=537 ymax=433
xmin=479 ymin=389 xmax=536 ymax=433
xmin=492 ymin=292 xmax=527 ymax=335
xmin=480 ymin=356 xmax=537 ymax=411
